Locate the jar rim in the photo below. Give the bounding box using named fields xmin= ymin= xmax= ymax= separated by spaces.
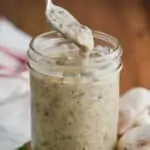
xmin=29 ymin=30 xmax=121 ymax=59
xmin=28 ymin=31 xmax=122 ymax=73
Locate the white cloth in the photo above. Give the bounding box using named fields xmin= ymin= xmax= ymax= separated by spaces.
xmin=0 ymin=18 xmax=31 ymax=150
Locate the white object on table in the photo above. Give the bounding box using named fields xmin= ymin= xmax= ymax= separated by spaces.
xmin=119 ymin=87 xmax=150 ymax=135
xmin=0 ymin=18 xmax=31 ymax=150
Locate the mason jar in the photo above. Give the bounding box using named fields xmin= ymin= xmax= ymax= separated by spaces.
xmin=28 ymin=31 xmax=122 ymax=150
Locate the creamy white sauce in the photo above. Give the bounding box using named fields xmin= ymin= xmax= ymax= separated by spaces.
xmin=46 ymin=0 xmax=94 ymax=57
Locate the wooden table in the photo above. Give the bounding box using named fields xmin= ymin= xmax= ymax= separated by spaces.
xmin=1 ymin=0 xmax=150 ymax=94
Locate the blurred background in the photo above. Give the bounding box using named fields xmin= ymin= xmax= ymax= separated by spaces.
xmin=1 ymin=1 xmax=150 ymax=149
xmin=1 ymin=0 xmax=150 ymax=94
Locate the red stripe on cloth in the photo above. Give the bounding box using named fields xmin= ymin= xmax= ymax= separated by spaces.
xmin=0 ymin=45 xmax=27 ymax=77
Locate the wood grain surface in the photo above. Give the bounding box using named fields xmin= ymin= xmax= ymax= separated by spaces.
xmin=1 ymin=0 xmax=150 ymax=94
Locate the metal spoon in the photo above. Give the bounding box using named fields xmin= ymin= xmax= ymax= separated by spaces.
xmin=45 ymin=0 xmax=94 ymax=55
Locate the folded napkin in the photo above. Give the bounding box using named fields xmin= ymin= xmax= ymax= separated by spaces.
xmin=0 ymin=18 xmax=31 ymax=150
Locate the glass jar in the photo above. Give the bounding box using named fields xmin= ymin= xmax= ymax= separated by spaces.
xmin=28 ymin=31 xmax=122 ymax=150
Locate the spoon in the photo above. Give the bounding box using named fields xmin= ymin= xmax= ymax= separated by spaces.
xmin=45 ymin=0 xmax=94 ymax=56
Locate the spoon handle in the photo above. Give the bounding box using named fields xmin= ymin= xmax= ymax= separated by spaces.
xmin=46 ymin=0 xmax=53 ymax=13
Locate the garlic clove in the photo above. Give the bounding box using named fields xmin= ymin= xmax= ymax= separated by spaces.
xmin=118 ymin=125 xmax=150 ymax=150
xmin=119 ymin=88 xmax=150 ymax=135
